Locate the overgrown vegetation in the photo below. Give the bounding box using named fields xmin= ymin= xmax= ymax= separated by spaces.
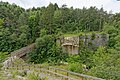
xmin=0 ymin=52 xmax=8 ymax=69
xmin=27 ymin=72 xmax=48 ymax=80
xmin=0 ymin=1 xmax=109 ymax=52
xmin=0 ymin=69 xmax=48 ymax=80
xmin=0 ymin=1 xmax=120 ymax=80
xmin=27 ymin=34 xmax=68 ymax=65
xmin=0 ymin=52 xmax=8 ymax=63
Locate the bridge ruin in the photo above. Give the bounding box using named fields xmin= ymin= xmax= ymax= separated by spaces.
xmin=60 ymin=34 xmax=109 ymax=54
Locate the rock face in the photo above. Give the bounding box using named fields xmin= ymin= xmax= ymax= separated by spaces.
xmin=60 ymin=34 xmax=109 ymax=54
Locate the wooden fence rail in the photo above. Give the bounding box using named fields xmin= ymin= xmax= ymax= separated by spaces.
xmin=8 ymin=64 xmax=105 ymax=80
xmin=42 ymin=66 xmax=105 ymax=80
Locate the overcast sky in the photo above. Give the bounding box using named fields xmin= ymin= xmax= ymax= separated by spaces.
xmin=1 ymin=0 xmax=120 ymax=13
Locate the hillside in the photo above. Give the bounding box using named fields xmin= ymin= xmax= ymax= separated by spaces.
xmin=0 ymin=1 xmax=120 ymax=80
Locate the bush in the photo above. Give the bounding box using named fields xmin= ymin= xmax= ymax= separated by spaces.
xmin=0 ymin=63 xmax=3 ymax=69
xmin=91 ymin=32 xmax=96 ymax=40
xmin=88 ymin=46 xmax=120 ymax=80
xmin=66 ymin=55 xmax=81 ymax=63
xmin=79 ymin=48 xmax=94 ymax=68
xmin=68 ymin=62 xmax=83 ymax=73
xmin=27 ymin=35 xmax=68 ymax=64
xmin=12 ymin=57 xmax=26 ymax=65
xmin=27 ymin=72 xmax=48 ymax=80
xmin=89 ymin=66 xmax=120 ymax=80
xmin=0 ymin=52 xmax=8 ymax=63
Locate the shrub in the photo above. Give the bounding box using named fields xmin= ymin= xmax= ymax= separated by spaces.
xmin=0 ymin=52 xmax=8 ymax=63
xmin=79 ymin=48 xmax=94 ymax=65
xmin=27 ymin=35 xmax=68 ymax=64
xmin=89 ymin=66 xmax=120 ymax=80
xmin=27 ymin=72 xmax=48 ymax=80
xmin=91 ymin=32 xmax=96 ymax=40
xmin=12 ymin=57 xmax=26 ymax=65
xmin=66 ymin=55 xmax=81 ymax=63
xmin=0 ymin=63 xmax=3 ymax=69
xmin=68 ymin=62 xmax=83 ymax=73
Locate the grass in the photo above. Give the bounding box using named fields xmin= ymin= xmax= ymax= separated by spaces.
xmin=47 ymin=64 xmax=85 ymax=80
xmin=54 ymin=64 xmax=68 ymax=70
xmin=63 ymin=31 xmax=105 ymax=37
xmin=0 ymin=67 xmax=48 ymax=80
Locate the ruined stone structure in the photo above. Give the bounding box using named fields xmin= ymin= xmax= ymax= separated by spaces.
xmin=11 ymin=43 xmax=35 ymax=58
xmin=9 ymin=34 xmax=109 ymax=59
xmin=3 ymin=44 xmax=35 ymax=69
xmin=60 ymin=34 xmax=109 ymax=54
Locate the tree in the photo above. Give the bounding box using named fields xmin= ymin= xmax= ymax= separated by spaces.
xmin=41 ymin=3 xmax=56 ymax=34
xmin=28 ymin=35 xmax=67 ymax=64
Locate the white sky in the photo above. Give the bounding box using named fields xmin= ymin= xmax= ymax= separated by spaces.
xmin=1 ymin=0 xmax=120 ymax=13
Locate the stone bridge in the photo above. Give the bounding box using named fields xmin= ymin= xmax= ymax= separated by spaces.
xmin=10 ymin=34 xmax=109 ymax=58
xmin=10 ymin=43 xmax=35 ymax=58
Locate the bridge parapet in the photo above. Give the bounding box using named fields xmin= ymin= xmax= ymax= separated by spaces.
xmin=11 ymin=43 xmax=35 ymax=58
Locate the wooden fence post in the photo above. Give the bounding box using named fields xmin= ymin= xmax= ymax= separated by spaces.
xmin=79 ymin=76 xmax=83 ymax=80
xmin=65 ymin=72 xmax=68 ymax=80
xmin=28 ymin=65 xmax=30 ymax=70
xmin=55 ymin=68 xmax=57 ymax=77
xmin=39 ymin=65 xmax=41 ymax=72
xmin=17 ymin=65 xmax=18 ymax=70
xmin=47 ymin=67 xmax=49 ymax=75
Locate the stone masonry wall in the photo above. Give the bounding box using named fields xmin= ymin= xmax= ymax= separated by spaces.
xmin=60 ymin=34 xmax=109 ymax=54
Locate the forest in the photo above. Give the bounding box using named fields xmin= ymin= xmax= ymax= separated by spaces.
xmin=0 ymin=1 xmax=120 ymax=80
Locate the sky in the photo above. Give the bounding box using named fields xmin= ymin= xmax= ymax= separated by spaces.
xmin=0 ymin=0 xmax=120 ymax=13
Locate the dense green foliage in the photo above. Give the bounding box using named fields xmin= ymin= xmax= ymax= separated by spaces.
xmin=0 ymin=52 xmax=8 ymax=68
xmin=0 ymin=1 xmax=109 ymax=52
xmin=0 ymin=1 xmax=120 ymax=80
xmin=28 ymin=34 xmax=68 ymax=64
xmin=0 ymin=52 xmax=8 ymax=63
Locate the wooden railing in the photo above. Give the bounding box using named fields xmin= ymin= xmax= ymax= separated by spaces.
xmin=8 ymin=64 xmax=105 ymax=80
xmin=42 ymin=67 xmax=105 ymax=80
